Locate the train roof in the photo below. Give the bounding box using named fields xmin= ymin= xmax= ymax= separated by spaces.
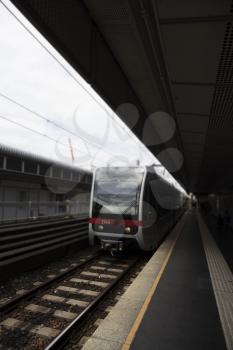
xmin=94 ymin=165 xmax=186 ymax=194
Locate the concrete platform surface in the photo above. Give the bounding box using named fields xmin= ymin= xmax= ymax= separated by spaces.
xmin=129 ymin=211 xmax=227 ymax=350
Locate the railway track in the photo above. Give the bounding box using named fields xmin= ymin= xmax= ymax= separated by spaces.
xmin=0 ymin=216 xmax=88 ymax=277
xmin=0 ymin=251 xmax=138 ymax=350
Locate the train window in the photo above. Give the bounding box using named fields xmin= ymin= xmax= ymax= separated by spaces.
xmin=93 ymin=167 xmax=143 ymax=217
xmin=6 ymin=156 xmax=22 ymax=172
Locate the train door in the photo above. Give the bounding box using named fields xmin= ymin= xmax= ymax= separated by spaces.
xmin=142 ymin=173 xmax=159 ymax=249
xmin=149 ymin=178 xmax=174 ymax=242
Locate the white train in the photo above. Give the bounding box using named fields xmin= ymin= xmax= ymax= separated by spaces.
xmin=89 ymin=166 xmax=187 ymax=252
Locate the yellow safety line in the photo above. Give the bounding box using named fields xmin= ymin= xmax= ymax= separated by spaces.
xmin=121 ymin=224 xmax=184 ymax=350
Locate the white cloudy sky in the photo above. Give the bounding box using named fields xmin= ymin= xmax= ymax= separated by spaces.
xmin=0 ymin=0 xmax=185 ymax=192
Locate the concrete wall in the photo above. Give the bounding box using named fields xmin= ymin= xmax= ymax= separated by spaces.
xmin=0 ymin=180 xmax=90 ymax=223
xmin=199 ymin=194 xmax=233 ymax=228
xmin=69 ymin=192 xmax=91 ymax=216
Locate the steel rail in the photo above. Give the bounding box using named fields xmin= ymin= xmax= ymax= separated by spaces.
xmin=0 ymin=250 xmax=102 ymax=314
xmin=45 ymin=257 xmax=138 ymax=350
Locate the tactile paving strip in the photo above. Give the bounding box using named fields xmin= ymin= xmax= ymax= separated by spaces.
xmin=198 ymin=213 xmax=233 ymax=350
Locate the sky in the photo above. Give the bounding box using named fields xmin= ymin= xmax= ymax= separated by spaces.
xmin=0 ymin=0 xmax=186 ymax=192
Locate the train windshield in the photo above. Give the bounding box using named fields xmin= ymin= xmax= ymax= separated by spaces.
xmin=92 ymin=167 xmax=144 ymax=217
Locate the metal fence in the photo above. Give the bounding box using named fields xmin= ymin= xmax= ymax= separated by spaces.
xmin=0 ymin=201 xmax=90 ymax=224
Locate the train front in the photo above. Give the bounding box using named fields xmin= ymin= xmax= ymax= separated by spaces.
xmin=88 ymin=167 xmax=145 ymax=252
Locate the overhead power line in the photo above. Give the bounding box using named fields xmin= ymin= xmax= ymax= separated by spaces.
xmin=0 ymin=113 xmax=106 ymax=167
xmin=0 ymin=91 xmax=117 ymax=158
xmin=0 ymin=0 xmax=140 ymax=148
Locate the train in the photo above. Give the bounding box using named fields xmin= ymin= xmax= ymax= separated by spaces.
xmin=88 ymin=166 xmax=188 ymax=253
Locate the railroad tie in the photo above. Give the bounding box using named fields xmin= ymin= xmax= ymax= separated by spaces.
xmin=107 ymin=268 xmax=123 ymax=273
xmin=56 ymin=285 xmax=99 ymax=297
xmin=70 ymin=278 xmax=108 ymax=288
xmin=1 ymin=318 xmax=24 ymax=330
xmin=98 ymin=261 xmax=111 ymax=266
xmin=31 ymin=325 xmax=60 ymax=338
xmin=99 ymin=273 xmax=116 ymax=279
xmin=42 ymin=294 xmax=88 ymax=308
xmin=16 ymin=289 xmax=28 ymax=295
xmin=25 ymin=303 xmax=77 ymax=320
xmin=114 ymin=263 xmax=129 ymax=268
xmin=0 ymin=298 xmax=10 ymax=305
xmin=66 ymin=299 xmax=88 ymax=307
xmin=60 ymin=268 xmax=68 ymax=272
xmin=90 ymin=266 xmax=106 ymax=271
xmin=42 ymin=294 xmax=65 ymax=303
xmin=33 ymin=281 xmax=43 ymax=287
xmin=0 ymin=317 xmax=60 ymax=338
xmin=81 ymin=271 xmax=99 ymax=277
xmin=81 ymin=271 xmax=116 ymax=279
xmin=53 ymin=310 xmax=77 ymax=320
xmin=25 ymin=304 xmax=50 ymax=314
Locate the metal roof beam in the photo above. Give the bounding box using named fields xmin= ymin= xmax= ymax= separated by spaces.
xmin=173 ymin=81 xmax=233 ymax=87
xmin=160 ymin=15 xmax=233 ymax=25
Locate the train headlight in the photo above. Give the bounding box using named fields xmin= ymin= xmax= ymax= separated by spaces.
xmin=98 ymin=225 xmax=104 ymax=231
xmin=125 ymin=226 xmax=131 ymax=233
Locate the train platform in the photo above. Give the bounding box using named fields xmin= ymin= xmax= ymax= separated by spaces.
xmin=82 ymin=210 xmax=233 ymax=350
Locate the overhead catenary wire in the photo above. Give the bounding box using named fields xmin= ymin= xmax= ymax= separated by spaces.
xmin=0 ymin=91 xmax=117 ymax=158
xmin=0 ymin=90 xmax=153 ymax=165
xmin=0 ymin=91 xmax=150 ymax=168
xmin=0 ymin=114 xmax=106 ymax=168
xmin=0 ymin=90 xmax=156 ymax=166
xmin=0 ymin=0 xmax=155 ymax=161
